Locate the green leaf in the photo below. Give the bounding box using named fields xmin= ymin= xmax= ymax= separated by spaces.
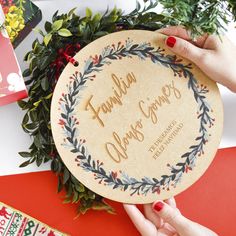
xmin=51 ymin=159 xmax=59 ymax=172
xmin=44 ymin=33 xmax=52 ymax=46
xmin=86 ymin=8 xmax=92 ymax=18
xmin=52 ymin=10 xmax=59 ymax=21
xmin=92 ymin=201 xmax=115 ymax=214
xmin=34 ymin=134 xmax=41 ymax=148
xmin=44 ymin=93 xmax=53 ymax=100
xmin=36 ymin=157 xmax=43 ymax=167
xmin=23 ymin=69 xmax=31 ymax=77
xmin=63 ymin=198 xmax=72 ymax=204
xmin=32 ymin=39 xmax=39 ymax=50
xmin=19 ymin=160 xmax=32 ymax=168
xmin=75 ymin=183 xmax=85 ymax=193
xmin=33 ymin=100 xmax=41 ymax=107
xmin=57 ymin=176 xmax=63 ymax=192
xmin=68 ymin=7 xmax=77 ymax=17
xmin=29 ymin=111 xmax=38 ymax=122
xmin=92 ymin=13 xmax=102 ymax=22
xmin=19 ymin=152 xmax=31 ymax=158
xmin=39 ymin=56 xmax=53 ymax=70
xmin=136 ymin=0 xmax=141 ymax=11
xmin=94 ymin=31 xmax=108 ymax=38
xmin=24 ymin=51 xmax=31 ymax=62
xmin=18 ymin=100 xmax=27 ymax=109
xmin=24 ymin=123 xmax=37 ymax=130
xmin=41 ymin=77 xmax=49 ymax=91
xmin=63 ymin=168 xmax=70 ymax=184
xmin=45 ymin=21 xmax=52 ymax=32
xmin=52 ymin=19 xmax=63 ymax=31
xmin=72 ymin=191 xmax=79 ymax=203
xmin=58 ymin=28 xmax=72 ymax=37
xmin=33 ymin=28 xmax=44 ymax=36
xmin=22 ymin=113 xmax=29 ymax=125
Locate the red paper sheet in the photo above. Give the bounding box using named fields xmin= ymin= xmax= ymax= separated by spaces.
xmin=0 ymin=147 xmax=235 ymax=236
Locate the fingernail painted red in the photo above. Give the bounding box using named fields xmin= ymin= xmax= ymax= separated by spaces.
xmin=153 ymin=201 xmax=164 ymax=212
xmin=166 ymin=36 xmax=176 ymax=48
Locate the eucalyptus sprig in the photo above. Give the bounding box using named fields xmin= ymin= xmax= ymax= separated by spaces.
xmin=18 ymin=0 xmax=236 ymax=215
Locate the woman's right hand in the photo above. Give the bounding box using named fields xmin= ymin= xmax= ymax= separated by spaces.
xmin=158 ymin=26 xmax=236 ymax=93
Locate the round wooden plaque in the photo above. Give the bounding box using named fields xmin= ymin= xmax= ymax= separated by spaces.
xmin=51 ymin=30 xmax=223 ymax=203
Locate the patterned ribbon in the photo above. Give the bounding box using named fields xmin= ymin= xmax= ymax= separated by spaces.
xmin=0 ymin=5 xmax=5 ymax=31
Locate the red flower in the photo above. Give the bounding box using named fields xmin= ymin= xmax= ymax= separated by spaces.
xmin=185 ymin=165 xmax=192 ymax=173
xmin=111 ymin=171 xmax=117 ymax=179
xmin=92 ymin=55 xmax=99 ymax=65
xmin=47 ymin=230 xmax=56 ymax=236
xmin=155 ymin=187 xmax=160 ymax=195
xmin=58 ymin=119 xmax=65 ymax=126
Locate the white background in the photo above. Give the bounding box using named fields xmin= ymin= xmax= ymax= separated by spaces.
xmin=0 ymin=0 xmax=236 ymax=176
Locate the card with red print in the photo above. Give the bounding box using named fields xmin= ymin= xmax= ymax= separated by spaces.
xmin=0 ymin=202 xmax=68 ymax=236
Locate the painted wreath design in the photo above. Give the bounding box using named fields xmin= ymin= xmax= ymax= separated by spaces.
xmin=58 ymin=38 xmax=215 ymax=196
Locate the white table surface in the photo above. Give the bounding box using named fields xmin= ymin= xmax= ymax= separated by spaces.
xmin=0 ymin=0 xmax=236 ymax=176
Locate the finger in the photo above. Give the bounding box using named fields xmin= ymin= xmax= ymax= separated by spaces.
xmin=164 ymin=197 xmax=177 ymax=208
xmin=163 ymin=198 xmax=179 ymax=233
xmin=144 ymin=204 xmax=164 ymax=228
xmin=157 ymin=26 xmax=209 ymax=48
xmin=164 ymin=36 xmax=205 ymax=65
xmin=156 ymin=227 xmax=174 ymax=236
xmin=157 ymin=26 xmax=191 ymax=40
xmin=152 ymin=201 xmax=217 ymax=236
xmin=153 ymin=201 xmax=195 ymax=235
xmin=145 ymin=200 xmax=178 ymax=234
xmin=123 ymin=204 xmax=157 ymax=236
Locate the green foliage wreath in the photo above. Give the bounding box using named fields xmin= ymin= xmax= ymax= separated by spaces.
xmin=18 ymin=0 xmax=236 ymax=214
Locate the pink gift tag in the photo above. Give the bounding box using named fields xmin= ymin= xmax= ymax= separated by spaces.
xmin=0 ymin=5 xmax=27 ymax=106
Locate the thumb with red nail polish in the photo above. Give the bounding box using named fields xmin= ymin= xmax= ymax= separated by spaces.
xmin=165 ymin=35 xmax=204 ymax=65
xmin=166 ymin=36 xmax=176 ymax=48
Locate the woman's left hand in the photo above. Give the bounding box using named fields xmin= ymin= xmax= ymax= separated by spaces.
xmin=123 ymin=198 xmax=217 ymax=236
